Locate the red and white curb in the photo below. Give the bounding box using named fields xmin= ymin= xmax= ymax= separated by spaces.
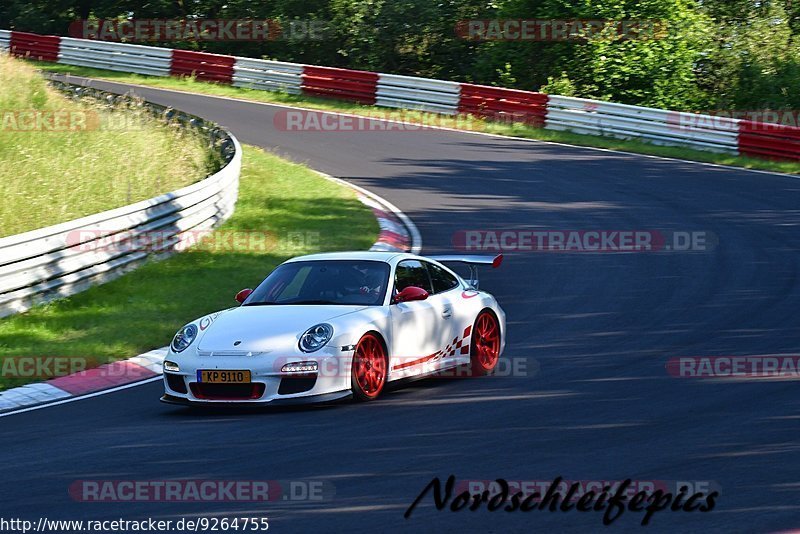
xmin=311 ymin=169 xmax=422 ymax=254
xmin=0 ymin=173 xmax=420 ymax=416
xmin=362 ymin=196 xmax=414 ymax=252
xmin=0 ymin=348 xmax=167 ymax=415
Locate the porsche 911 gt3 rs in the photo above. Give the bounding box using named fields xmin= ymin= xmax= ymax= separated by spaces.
xmin=160 ymin=251 xmax=506 ymax=406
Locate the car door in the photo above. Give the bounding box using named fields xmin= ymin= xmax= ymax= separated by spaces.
xmin=424 ymin=261 xmax=469 ymax=367
xmin=388 ymin=260 xmax=443 ymax=376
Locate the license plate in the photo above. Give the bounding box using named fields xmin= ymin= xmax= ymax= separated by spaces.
xmin=197 ymin=370 xmax=251 ymax=383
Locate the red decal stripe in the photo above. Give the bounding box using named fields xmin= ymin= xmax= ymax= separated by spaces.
xmin=392 ymin=353 xmax=438 ymax=370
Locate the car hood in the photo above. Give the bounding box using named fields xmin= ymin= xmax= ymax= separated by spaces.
xmin=196 ymin=304 xmax=368 ymax=354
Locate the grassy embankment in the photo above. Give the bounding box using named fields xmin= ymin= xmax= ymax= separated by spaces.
xmin=1 ymin=54 xmax=214 ymax=237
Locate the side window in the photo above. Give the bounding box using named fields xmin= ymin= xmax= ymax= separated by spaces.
xmin=394 ymin=260 xmax=433 ymax=293
xmin=426 ymin=262 xmax=460 ymax=294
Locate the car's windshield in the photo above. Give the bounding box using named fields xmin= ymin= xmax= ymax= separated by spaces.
xmin=244 ymin=260 xmax=390 ymax=306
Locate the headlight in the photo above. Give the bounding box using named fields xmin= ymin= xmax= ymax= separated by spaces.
xmin=281 ymin=361 xmax=319 ymax=373
xmin=163 ymin=360 xmax=180 ymax=372
xmin=299 ymin=323 xmax=333 ymax=353
xmin=171 ymin=324 xmax=198 ymax=353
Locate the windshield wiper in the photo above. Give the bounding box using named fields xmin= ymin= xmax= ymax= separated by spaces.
xmin=243 ymin=301 xmax=278 ymax=306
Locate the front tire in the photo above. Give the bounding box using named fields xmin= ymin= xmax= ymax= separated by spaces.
xmin=470 ymin=310 xmax=501 ymax=376
xmin=351 ymin=333 xmax=388 ymax=401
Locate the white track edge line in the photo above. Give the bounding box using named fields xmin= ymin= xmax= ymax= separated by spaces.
xmin=49 ymin=73 xmax=800 ymax=180
xmin=0 ymin=376 xmax=163 ymax=418
xmin=311 ymin=170 xmax=422 ymax=254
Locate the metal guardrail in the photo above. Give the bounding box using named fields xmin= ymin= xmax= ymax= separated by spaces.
xmin=545 ymin=95 xmax=740 ymax=153
xmin=0 ymin=30 xmax=10 ymax=52
xmin=233 ymin=57 xmax=303 ymax=94
xmin=5 ymin=29 xmax=800 ymax=163
xmin=0 ymin=81 xmax=242 ymax=318
xmin=376 ymin=74 xmax=460 ymax=115
xmin=58 ymin=37 xmax=171 ymax=77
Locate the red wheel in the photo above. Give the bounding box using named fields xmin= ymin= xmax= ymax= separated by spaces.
xmin=351 ymin=333 xmax=387 ymax=401
xmin=470 ymin=311 xmax=501 ymax=375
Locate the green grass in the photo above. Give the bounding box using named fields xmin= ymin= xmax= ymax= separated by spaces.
xmin=0 ymin=145 xmax=378 ymax=390
xmin=35 ymin=61 xmax=800 ymax=175
xmin=0 ymin=55 xmax=214 ymax=238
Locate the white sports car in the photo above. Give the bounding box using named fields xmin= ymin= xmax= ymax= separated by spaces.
xmin=160 ymin=251 xmax=505 ymax=406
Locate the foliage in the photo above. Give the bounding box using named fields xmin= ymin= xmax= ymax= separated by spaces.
xmin=2 ymin=0 xmax=798 ymax=111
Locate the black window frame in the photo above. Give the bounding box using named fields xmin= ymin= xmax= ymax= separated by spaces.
xmin=393 ymin=259 xmax=434 ymax=295
xmin=424 ymin=261 xmax=461 ymax=295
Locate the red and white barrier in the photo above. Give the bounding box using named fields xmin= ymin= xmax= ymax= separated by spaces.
xmin=4 ymin=29 xmax=800 ymax=162
xmin=301 ymin=65 xmax=378 ymax=104
xmin=171 ymin=49 xmax=235 ymax=83
xmin=10 ymin=31 xmax=60 ymax=61
xmin=739 ymin=120 xmax=800 ymax=161
xmin=460 ymin=84 xmax=548 ymax=127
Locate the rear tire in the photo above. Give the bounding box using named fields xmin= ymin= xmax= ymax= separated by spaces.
xmin=351 ymin=333 xmax=388 ymax=401
xmin=470 ymin=310 xmax=501 ymax=376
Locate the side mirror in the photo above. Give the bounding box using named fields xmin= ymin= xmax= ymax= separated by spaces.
xmin=235 ymin=288 xmax=253 ymax=304
xmin=393 ymin=286 xmax=429 ymax=304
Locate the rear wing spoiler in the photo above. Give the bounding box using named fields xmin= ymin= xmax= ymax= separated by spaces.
xmin=427 ymin=254 xmax=503 ymax=289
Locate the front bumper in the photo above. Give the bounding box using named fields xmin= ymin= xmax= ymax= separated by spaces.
xmin=161 ymin=350 xmax=353 ymax=405
xmin=160 ymin=390 xmax=352 ymax=407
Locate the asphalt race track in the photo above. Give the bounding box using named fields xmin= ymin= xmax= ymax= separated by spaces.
xmin=2 ymin=76 xmax=799 ymax=532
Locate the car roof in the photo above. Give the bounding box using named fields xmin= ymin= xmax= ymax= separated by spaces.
xmin=283 ymin=251 xmax=412 ymax=264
